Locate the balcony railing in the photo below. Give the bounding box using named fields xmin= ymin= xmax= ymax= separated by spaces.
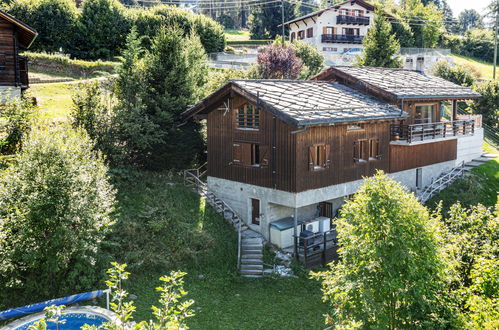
xmin=390 ymin=120 xmax=475 ymax=143
xmin=336 ymin=15 xmax=370 ymax=25
xmin=321 ymin=34 xmax=364 ymax=44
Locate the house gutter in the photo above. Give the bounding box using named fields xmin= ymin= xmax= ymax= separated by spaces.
xmin=290 ymin=126 xmax=308 ymax=134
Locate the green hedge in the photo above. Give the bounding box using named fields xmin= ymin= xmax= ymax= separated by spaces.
xmin=227 ymin=40 xmax=270 ymax=45
xmin=440 ymin=30 xmax=495 ymax=63
xmin=23 ymin=52 xmax=119 ymax=77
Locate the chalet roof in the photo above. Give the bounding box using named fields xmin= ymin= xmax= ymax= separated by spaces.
xmin=183 ymin=80 xmax=407 ymax=127
xmin=316 ymin=66 xmax=481 ymax=100
xmin=0 ymin=10 xmax=37 ymax=48
xmin=283 ymin=0 xmax=377 ymax=26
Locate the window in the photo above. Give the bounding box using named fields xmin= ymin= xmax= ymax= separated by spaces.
xmin=323 ymin=26 xmax=335 ymax=35
xmin=354 ymin=9 xmax=364 ymax=16
xmin=290 ymin=32 xmax=296 ymax=42
xmin=233 ymin=142 xmax=269 ymax=167
xmin=297 ymin=30 xmax=305 ymax=40
xmin=343 ymin=28 xmax=360 ymax=36
xmin=306 ymin=27 xmax=313 ymax=38
xmin=354 ymin=139 xmax=380 ymax=162
xmin=0 ymin=53 xmax=6 ymax=70
xmin=322 ymin=47 xmax=338 ymax=52
xmin=236 ymin=103 xmax=260 ymax=129
xmin=347 ymin=124 xmax=364 ymax=131
xmin=369 ymin=139 xmax=379 ymax=160
xmin=415 ymin=104 xmax=437 ymax=124
xmin=309 ymin=144 xmax=330 ymax=170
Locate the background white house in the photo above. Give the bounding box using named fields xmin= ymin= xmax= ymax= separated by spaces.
xmin=284 ymin=0 xmax=378 ymax=65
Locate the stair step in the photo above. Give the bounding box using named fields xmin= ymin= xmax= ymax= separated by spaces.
xmin=240 ymin=269 xmax=263 ymax=275
xmin=241 ymin=264 xmax=263 ymax=270
xmin=482 ymin=153 xmax=499 ymax=159
xmin=241 ymin=261 xmax=263 ymax=266
xmin=241 ymin=243 xmax=263 ymax=248
xmin=473 ymin=157 xmax=491 ymax=162
xmin=242 ymin=253 xmax=263 ymax=259
xmin=242 ymin=238 xmax=263 ymax=244
xmin=241 ymin=274 xmax=263 ymax=278
xmin=466 ymin=161 xmax=483 ymax=167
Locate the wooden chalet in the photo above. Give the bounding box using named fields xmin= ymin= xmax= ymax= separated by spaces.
xmin=0 ymin=10 xmax=37 ymax=100
xmin=183 ymin=68 xmax=483 ymax=268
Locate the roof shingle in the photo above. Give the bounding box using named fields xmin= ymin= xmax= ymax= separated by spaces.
xmin=230 ymin=80 xmax=406 ymax=126
xmin=331 ymin=66 xmax=481 ymax=99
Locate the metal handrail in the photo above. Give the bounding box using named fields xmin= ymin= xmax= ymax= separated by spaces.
xmin=419 ymin=162 xmax=465 ymax=203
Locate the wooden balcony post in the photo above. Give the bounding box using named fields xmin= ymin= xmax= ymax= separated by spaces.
xmin=452 ymin=100 xmax=458 ymax=121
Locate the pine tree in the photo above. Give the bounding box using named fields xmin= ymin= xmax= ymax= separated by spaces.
xmin=357 ymin=9 xmax=401 ymax=68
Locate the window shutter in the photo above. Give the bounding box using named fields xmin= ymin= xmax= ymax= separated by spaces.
xmin=353 ymin=141 xmax=358 ymax=162
xmin=324 ymin=144 xmax=331 ymax=168
xmin=323 ymin=26 xmax=328 ymax=35
xmin=362 ymin=140 xmax=369 ymax=161
xmin=309 ymin=146 xmax=316 ymax=170
xmin=375 ymin=139 xmax=380 ymax=158
xmin=259 ymin=145 xmax=269 ymax=166
xmin=241 ymin=143 xmax=252 ymax=165
xmin=233 ymin=143 xmax=242 ymax=164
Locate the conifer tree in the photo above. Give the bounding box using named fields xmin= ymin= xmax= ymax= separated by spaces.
xmin=357 ymin=10 xmax=401 ymax=68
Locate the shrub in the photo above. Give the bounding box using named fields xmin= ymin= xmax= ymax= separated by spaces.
xmin=72 ymin=0 xmax=130 ymax=60
xmin=432 ymin=61 xmax=479 ymax=87
xmin=128 ymin=6 xmax=225 ymax=54
xmin=292 ymin=41 xmax=324 ymax=79
xmin=254 ymin=42 xmax=302 ymax=79
xmin=23 ymin=51 xmax=118 ymax=78
xmin=469 ymin=80 xmax=499 ymax=129
xmin=0 ymin=128 xmax=115 ymax=306
xmin=8 ymin=0 xmax=78 ymax=53
xmin=0 ymin=95 xmax=37 ymax=155
xmin=313 ymin=172 xmax=457 ymax=328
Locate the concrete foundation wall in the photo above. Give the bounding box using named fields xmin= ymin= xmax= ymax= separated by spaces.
xmin=208 ymin=131 xmax=483 ymax=241
xmin=0 ymin=87 xmax=21 ymax=103
xmin=456 ymin=128 xmax=483 ymax=165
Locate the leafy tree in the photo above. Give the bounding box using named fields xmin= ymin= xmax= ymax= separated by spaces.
xmin=313 ymin=172 xmax=457 ymax=329
xmin=292 ymin=40 xmax=324 ymax=79
xmin=72 ymin=0 xmax=130 ymax=60
xmin=253 ymin=42 xmax=303 ymax=79
xmin=7 ymin=0 xmax=78 ymax=52
xmin=248 ymin=2 xmax=296 ymax=40
xmin=469 ymin=80 xmax=499 ymax=129
xmin=0 ymin=96 xmax=37 ymax=155
xmin=458 ymin=9 xmax=484 ymax=34
xmin=357 ymin=10 xmax=401 ymax=68
xmin=404 ymin=0 xmax=444 ymax=48
xmin=441 ymin=0 xmax=459 ymax=33
xmin=0 ymin=128 xmax=115 ymax=306
xmin=432 ymin=61 xmax=479 ymax=87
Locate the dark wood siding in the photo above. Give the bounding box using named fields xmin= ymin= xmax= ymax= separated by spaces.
xmin=207 ymin=94 xmax=297 ymax=192
xmin=294 ymin=122 xmax=391 ymax=192
xmin=389 ymin=139 xmax=457 ymax=173
xmin=0 ymin=17 xmax=17 ymax=86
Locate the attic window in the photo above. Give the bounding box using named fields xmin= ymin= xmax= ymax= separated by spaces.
xmin=347 ymin=124 xmax=364 ymax=131
xmin=0 ymin=53 xmax=6 ymax=70
xmin=236 ymin=103 xmax=260 ymax=129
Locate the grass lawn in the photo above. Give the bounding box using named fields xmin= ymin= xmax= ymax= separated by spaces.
xmin=224 ymin=29 xmax=250 ymax=42
xmin=426 ymin=157 xmax=499 ymax=213
xmin=451 ymin=54 xmax=496 ymax=80
xmin=29 ymin=82 xmax=75 ymax=121
xmin=105 ymin=171 xmax=327 ymax=330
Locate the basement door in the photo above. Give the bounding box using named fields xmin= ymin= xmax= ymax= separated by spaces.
xmin=251 ymin=198 xmax=260 ymax=225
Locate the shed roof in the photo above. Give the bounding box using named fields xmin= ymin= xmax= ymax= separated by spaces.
xmin=315 ymin=66 xmax=481 ymax=100
xmin=0 ymin=10 xmax=37 ymax=48
xmin=183 ymin=79 xmax=406 ymax=127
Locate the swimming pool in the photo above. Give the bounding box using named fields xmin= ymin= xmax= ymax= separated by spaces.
xmin=3 ymin=306 xmax=116 ymax=330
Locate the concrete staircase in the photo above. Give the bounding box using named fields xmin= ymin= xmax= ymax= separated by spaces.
xmin=419 ymin=153 xmax=497 ymax=203
xmin=184 ymin=168 xmax=263 ymax=278
xmin=240 ymin=234 xmax=264 ymax=277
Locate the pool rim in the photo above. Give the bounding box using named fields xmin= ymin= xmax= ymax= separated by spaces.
xmin=2 ymin=306 xmax=118 ymax=330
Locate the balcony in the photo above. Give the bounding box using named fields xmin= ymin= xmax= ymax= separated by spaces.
xmin=336 ymin=15 xmax=370 ymax=25
xmin=390 ymin=120 xmax=476 ymax=144
xmin=321 ymin=34 xmax=364 ymax=44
